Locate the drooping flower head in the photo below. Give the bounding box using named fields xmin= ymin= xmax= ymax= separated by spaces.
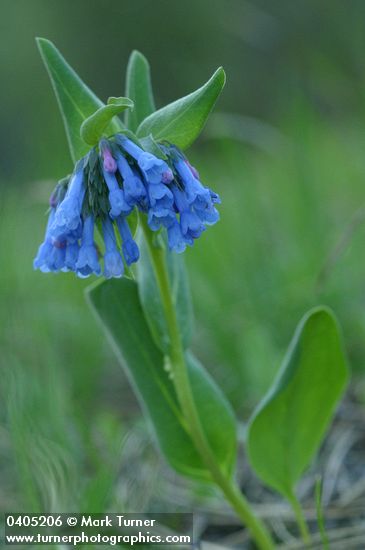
xmin=34 ymin=134 xmax=221 ymax=277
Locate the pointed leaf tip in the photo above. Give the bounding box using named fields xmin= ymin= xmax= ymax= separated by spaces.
xmin=130 ymin=50 xmax=148 ymax=62
xmin=137 ymin=66 xmax=226 ymax=149
xmin=36 ymin=37 xmax=123 ymax=161
xmin=35 ymin=36 xmax=48 ymax=47
xmin=215 ymin=66 xmax=226 ymax=85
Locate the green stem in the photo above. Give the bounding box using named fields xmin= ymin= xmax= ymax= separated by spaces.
xmin=288 ymin=491 xmax=312 ymax=546
xmin=141 ymin=220 xmax=274 ymax=550
xmin=315 ymin=478 xmax=329 ymax=550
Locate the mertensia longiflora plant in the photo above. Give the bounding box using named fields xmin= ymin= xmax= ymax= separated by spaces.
xmin=34 ymin=38 xmax=349 ymax=549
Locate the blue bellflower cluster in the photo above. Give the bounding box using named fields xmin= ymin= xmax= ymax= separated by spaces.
xmin=34 ymin=135 xmax=221 ymax=278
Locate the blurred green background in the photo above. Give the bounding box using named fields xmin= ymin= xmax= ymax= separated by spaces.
xmin=2 ymin=0 xmax=365 ymax=518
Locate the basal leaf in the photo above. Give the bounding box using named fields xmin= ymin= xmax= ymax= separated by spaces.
xmin=137 ymin=234 xmax=193 ymax=353
xmin=247 ymin=307 xmax=349 ymax=500
xmin=36 ymin=38 xmax=123 ymax=162
xmin=136 ymin=67 xmax=226 ymax=150
xmin=80 ymin=97 xmax=134 ymax=146
xmin=87 ymin=277 xmax=236 ymax=482
xmin=124 ymin=50 xmax=156 ymax=132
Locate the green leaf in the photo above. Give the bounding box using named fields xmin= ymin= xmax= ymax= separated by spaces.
xmin=137 ymin=235 xmax=193 ymax=353
xmin=86 ymin=278 xmax=236 ymax=482
xmin=136 ymin=67 xmax=226 ymax=149
xmin=80 ymin=97 xmax=134 ymax=146
xmin=124 ymin=50 xmax=156 ymax=132
xmin=247 ymin=307 xmax=349 ymax=500
xmin=36 ymin=38 xmax=123 ymax=162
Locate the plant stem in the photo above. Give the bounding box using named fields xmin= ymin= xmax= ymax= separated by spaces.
xmin=141 ymin=221 xmax=274 ymax=550
xmin=315 ymin=477 xmax=329 ymax=550
xmin=288 ymin=491 xmax=312 ymax=546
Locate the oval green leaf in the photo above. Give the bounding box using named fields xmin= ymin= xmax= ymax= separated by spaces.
xmin=80 ymin=97 xmax=134 ymax=146
xmin=86 ymin=278 xmax=237 ymax=482
xmin=136 ymin=67 xmax=226 ymax=150
xmin=247 ymin=307 xmax=349 ymax=500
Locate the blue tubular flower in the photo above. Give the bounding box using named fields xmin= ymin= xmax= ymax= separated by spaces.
xmin=116 ymin=216 xmax=140 ymax=266
xmin=34 ymin=210 xmax=67 ymax=273
xmin=52 ymin=162 xmax=85 ymax=238
xmin=76 ymin=216 xmax=101 ymax=278
xmin=34 ymin=243 xmax=54 ymax=272
xmin=146 ymin=181 xmax=175 ymax=231
xmin=148 ymin=182 xmax=174 ymax=209
xmin=194 ymin=200 xmax=220 ymax=225
xmin=180 ymin=211 xmax=205 ymax=241
xmin=174 ymin=158 xmax=220 ymax=225
xmin=115 ymin=152 xmax=146 ymax=206
xmin=34 ymin=209 xmax=56 ymax=272
xmin=52 ymin=220 xmax=83 ymax=245
xmin=102 ymin=216 xmax=124 ymax=279
xmin=174 ymin=158 xmax=211 ymax=206
xmin=102 ymin=168 xmax=132 ymax=219
xmin=148 ymin=208 xmax=176 ymax=231
xmin=100 ymin=138 xmax=133 ymax=219
xmin=192 ymin=183 xmax=220 ymax=226
xmin=49 ymin=240 xmax=67 ymax=272
xmin=172 ymin=185 xmax=205 ymax=242
xmin=167 ymin=220 xmax=187 ymax=253
xmin=64 ymin=241 xmax=79 ymax=272
xmin=116 ymin=136 xmax=173 ymax=184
